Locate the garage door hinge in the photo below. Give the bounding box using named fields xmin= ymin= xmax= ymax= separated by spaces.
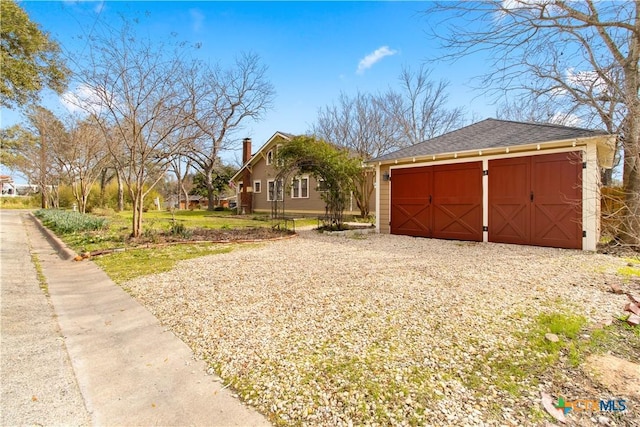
xmin=583 ymin=230 xmax=587 ymax=237
xmin=483 ymin=226 xmax=488 ymax=232
xmin=583 ymin=162 xmax=587 ymax=169
xmin=483 ymin=170 xmax=488 ymax=176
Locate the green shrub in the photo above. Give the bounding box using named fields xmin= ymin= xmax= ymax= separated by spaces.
xmin=34 ymin=209 xmax=108 ymax=234
xmin=169 ymin=221 xmax=192 ymax=238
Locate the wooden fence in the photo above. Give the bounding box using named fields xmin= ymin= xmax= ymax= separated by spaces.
xmin=601 ymin=186 xmax=625 ymax=237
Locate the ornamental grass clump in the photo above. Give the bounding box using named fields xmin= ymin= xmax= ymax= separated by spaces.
xmin=35 ymin=209 xmax=108 ymax=234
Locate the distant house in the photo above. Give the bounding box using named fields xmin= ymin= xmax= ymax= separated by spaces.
xmin=368 ymin=118 xmax=616 ymax=251
xmin=0 ymin=176 xmax=16 ymax=196
xmin=230 ymin=132 xmax=373 ymax=217
xmin=165 ymin=195 xmax=204 ymax=210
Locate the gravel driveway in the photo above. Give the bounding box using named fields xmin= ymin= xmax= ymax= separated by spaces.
xmin=125 ymin=231 xmax=637 ymax=426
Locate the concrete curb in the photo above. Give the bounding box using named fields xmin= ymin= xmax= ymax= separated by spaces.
xmin=27 ymin=213 xmax=76 ymax=261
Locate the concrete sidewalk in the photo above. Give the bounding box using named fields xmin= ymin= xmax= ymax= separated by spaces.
xmin=1 ymin=210 xmax=90 ymax=425
xmin=1 ymin=210 xmax=269 ymax=426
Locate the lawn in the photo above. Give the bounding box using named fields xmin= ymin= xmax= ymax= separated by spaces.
xmin=38 ymin=208 xmax=302 ymax=253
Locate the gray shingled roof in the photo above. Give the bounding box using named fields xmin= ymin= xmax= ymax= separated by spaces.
xmin=371 ymin=118 xmax=607 ymax=163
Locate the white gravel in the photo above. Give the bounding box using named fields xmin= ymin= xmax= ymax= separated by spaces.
xmin=125 ymin=231 xmax=636 ymax=426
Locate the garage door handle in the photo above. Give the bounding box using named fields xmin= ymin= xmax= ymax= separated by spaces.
xmin=530 ymin=191 xmax=534 ymax=202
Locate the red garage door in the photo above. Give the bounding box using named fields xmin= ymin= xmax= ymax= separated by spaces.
xmin=489 ymin=152 xmax=582 ymax=249
xmin=432 ymin=163 xmax=483 ymax=241
xmin=390 ymin=166 xmax=432 ymax=237
xmin=391 ymin=162 xmax=483 ymax=241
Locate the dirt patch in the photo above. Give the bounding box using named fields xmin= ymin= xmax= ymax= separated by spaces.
xmin=585 ymin=354 xmax=640 ymax=399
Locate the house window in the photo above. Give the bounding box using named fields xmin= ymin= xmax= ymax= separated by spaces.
xmin=267 ymin=179 xmax=283 ymax=201
xmin=266 ymin=150 xmax=273 ymax=165
xmin=238 ymin=181 xmax=243 ymax=192
xmin=291 ymin=176 xmax=309 ymax=198
xmin=253 ymin=180 xmax=261 ymax=193
xmin=317 ymin=178 xmax=329 ymax=192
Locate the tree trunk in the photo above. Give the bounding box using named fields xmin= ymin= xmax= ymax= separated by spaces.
xmin=131 ymin=188 xmax=144 ymax=238
xmin=99 ymin=168 xmax=108 ymax=207
xmin=601 ymin=168 xmax=613 ymax=187
xmin=619 ymin=43 xmax=640 ymax=246
xmin=621 ymin=126 xmax=640 ymax=245
xmin=81 ymin=186 xmax=88 ymax=214
xmin=181 ymin=184 xmax=190 ymax=211
xmin=205 ymin=168 xmax=215 ymax=211
xmin=50 ymin=185 xmax=59 ymax=208
xmin=116 ymin=168 xmax=124 ymax=212
xmin=40 ymin=188 xmax=48 ymax=209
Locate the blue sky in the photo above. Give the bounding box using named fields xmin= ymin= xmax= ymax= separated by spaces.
xmin=2 ymin=1 xmax=495 ymax=169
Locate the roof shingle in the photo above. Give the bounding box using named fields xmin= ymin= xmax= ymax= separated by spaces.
xmin=371 ymin=118 xmax=608 ymax=163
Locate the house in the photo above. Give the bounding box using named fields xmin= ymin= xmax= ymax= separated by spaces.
xmin=165 ymin=195 xmax=204 ymax=210
xmin=368 ymin=118 xmax=616 ymax=251
xmin=0 ymin=175 xmax=16 ymax=196
xmin=231 ymin=132 xmax=373 ymax=217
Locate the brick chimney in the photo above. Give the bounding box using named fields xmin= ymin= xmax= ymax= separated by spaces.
xmin=242 ymin=137 xmax=252 ymax=164
xmin=240 ymin=138 xmax=252 ymax=214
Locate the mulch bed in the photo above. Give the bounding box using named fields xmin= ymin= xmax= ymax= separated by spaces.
xmin=84 ymin=227 xmax=296 ymax=258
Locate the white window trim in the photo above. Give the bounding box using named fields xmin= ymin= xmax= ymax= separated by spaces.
xmin=267 ymin=178 xmax=283 ymax=201
xmin=291 ymin=175 xmax=310 ymax=199
xmin=253 ymin=180 xmax=261 ymax=193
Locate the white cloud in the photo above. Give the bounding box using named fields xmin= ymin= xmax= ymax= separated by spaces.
xmin=356 ymin=46 xmax=397 ymax=74
xmin=565 ymin=68 xmax=609 ymax=93
xmin=550 ymin=112 xmax=581 ymax=127
xmin=501 ymin=0 xmax=553 ymax=11
xmin=497 ymin=0 xmax=555 ymax=22
xmin=60 ymin=84 xmax=107 ymax=116
xmin=190 ymin=9 xmax=205 ymax=33
xmin=62 ymin=0 xmax=106 ymax=13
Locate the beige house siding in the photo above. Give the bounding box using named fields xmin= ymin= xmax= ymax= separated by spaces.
xmin=233 ymin=132 xmax=372 ymax=217
xmin=252 ymin=174 xmax=329 ymax=215
xmin=378 ymin=164 xmax=391 ymax=233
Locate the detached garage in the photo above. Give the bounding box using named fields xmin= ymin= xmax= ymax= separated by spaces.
xmin=370 ymin=119 xmax=616 ymax=250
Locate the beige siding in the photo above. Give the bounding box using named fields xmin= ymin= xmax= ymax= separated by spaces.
xmin=250 ymin=159 xmax=273 ymax=212
xmin=249 ymin=156 xmax=329 ymax=215
xmin=379 ymin=165 xmax=390 ymax=233
xmin=238 ymin=134 xmax=377 ymax=217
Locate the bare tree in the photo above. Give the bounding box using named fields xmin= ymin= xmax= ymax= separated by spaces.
xmin=72 ymin=20 xmax=196 ymax=237
xmin=169 ymin=155 xmax=194 ymax=210
xmin=427 ymin=1 xmax=640 ymax=245
xmin=496 ymin=97 xmax=580 ymax=126
xmin=315 ymin=91 xmax=402 ymax=158
xmin=50 ymin=116 xmax=108 ymax=213
xmin=181 ymin=53 xmax=275 ymax=210
xmin=380 ymin=66 xmax=466 ymax=146
xmin=21 ymin=106 xmax=66 ymax=208
xmin=314 ymin=91 xmax=400 ymax=217
xmin=313 ymin=68 xmax=464 ymax=217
